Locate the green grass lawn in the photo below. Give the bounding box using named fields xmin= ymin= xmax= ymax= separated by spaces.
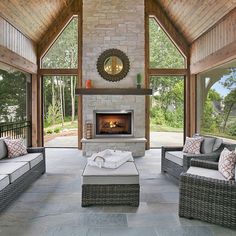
xmin=150 ymin=123 xmax=183 ymax=132
xmin=44 ymin=121 xmax=78 ymax=134
xmin=201 ymin=131 xmax=236 ymax=141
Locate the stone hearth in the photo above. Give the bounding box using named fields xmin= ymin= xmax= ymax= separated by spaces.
xmin=81 ymin=138 xmax=146 ymax=157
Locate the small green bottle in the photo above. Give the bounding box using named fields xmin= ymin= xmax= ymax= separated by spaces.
xmin=136 ymin=73 xmax=142 ymax=89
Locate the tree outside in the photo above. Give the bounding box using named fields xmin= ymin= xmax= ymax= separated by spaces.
xmin=149 ymin=18 xmax=185 ymax=147
xmin=200 ymin=69 xmax=236 ymax=141
xmin=150 ymin=76 xmax=184 ymax=133
xmin=42 ymin=17 xmax=79 ymax=146
xmin=0 ymin=66 xmax=29 ymax=123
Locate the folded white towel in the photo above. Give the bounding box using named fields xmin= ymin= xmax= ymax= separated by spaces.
xmin=87 ymin=149 xmax=133 ymax=169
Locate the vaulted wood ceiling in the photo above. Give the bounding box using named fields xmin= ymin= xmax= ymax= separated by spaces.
xmin=0 ymin=0 xmax=73 ymax=42
xmin=157 ymin=0 xmax=236 ymax=43
xmin=0 ymin=0 xmax=236 ymax=44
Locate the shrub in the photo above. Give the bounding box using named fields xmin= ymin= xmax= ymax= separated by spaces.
xmin=47 ymin=129 xmax=53 ymax=134
xmin=227 ymin=123 xmax=236 ymax=136
xmin=54 ymin=127 xmax=61 ymax=133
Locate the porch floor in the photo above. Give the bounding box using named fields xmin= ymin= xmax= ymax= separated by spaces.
xmin=0 ymin=149 xmax=234 ymax=235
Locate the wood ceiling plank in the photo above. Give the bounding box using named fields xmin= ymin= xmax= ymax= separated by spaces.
xmin=157 ymin=0 xmax=236 ymax=43
xmin=189 ymin=5 xmax=235 ymax=41
xmin=0 ymin=4 xmax=42 ymax=41
xmin=184 ymin=2 xmax=233 ymax=41
xmin=174 ymin=1 xmax=223 ymax=41
xmin=0 ymin=0 xmax=235 ymax=44
xmin=0 ymin=0 xmax=73 ymax=42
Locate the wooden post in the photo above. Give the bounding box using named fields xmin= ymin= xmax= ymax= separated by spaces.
xmin=31 ymin=74 xmax=38 ymax=146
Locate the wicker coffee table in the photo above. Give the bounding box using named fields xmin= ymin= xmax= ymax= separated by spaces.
xmin=81 ymin=161 xmax=140 ymax=206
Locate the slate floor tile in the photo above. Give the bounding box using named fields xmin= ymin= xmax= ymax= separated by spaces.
xmin=0 ymin=148 xmax=233 ymax=236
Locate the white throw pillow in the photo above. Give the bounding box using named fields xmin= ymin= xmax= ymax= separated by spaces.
xmin=183 ymin=137 xmax=203 ymax=154
xmin=218 ymin=148 xmax=236 ymax=180
xmin=4 ymin=139 xmax=27 ymax=158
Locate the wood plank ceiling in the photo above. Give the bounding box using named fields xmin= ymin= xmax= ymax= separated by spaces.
xmin=0 ymin=0 xmax=236 ymax=44
xmin=0 ymin=0 xmax=73 ymax=42
xmin=156 ymin=0 xmax=236 ymax=43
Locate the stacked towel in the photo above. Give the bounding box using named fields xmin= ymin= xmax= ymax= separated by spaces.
xmin=87 ymin=149 xmax=133 ymax=169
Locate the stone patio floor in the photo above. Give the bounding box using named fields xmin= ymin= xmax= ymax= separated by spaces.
xmin=0 ymin=148 xmax=235 ymax=236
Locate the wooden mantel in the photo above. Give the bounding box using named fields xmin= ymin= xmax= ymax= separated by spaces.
xmin=75 ymin=88 xmax=153 ymax=95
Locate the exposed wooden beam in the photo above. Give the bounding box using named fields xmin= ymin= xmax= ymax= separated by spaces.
xmin=31 ymin=74 xmax=38 ymax=147
xmin=145 ymin=1 xmax=150 ymax=150
xmin=185 ymin=57 xmax=191 ymax=138
xmin=146 ymin=0 xmax=189 ymax=57
xmin=190 ymin=40 xmax=236 ymax=74
xmin=37 ymin=74 xmax=43 ymax=147
xmin=37 ymin=0 xmax=80 ymax=59
xmin=38 ymin=68 xmax=78 ymax=75
xmin=149 ymin=68 xmax=187 ymax=76
xmin=189 ymin=74 xmax=196 ymax=136
xmin=0 ymin=45 xmax=37 ymax=73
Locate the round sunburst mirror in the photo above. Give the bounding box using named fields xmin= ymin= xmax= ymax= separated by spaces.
xmin=97 ymin=49 xmax=130 ymax=82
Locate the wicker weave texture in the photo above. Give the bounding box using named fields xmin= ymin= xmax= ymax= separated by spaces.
xmin=82 ymin=184 xmax=140 ymax=207
xmin=179 ymin=173 xmax=236 ymax=229
xmin=162 ymin=148 xmax=221 ymax=179
xmin=190 ymin=159 xmax=219 ymax=170
xmin=0 ymin=159 xmax=45 ymax=212
xmin=161 ymin=147 xmax=183 ymax=179
xmin=161 ymin=157 xmax=183 ymax=179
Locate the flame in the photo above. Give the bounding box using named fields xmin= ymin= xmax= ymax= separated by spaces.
xmin=109 ymin=121 xmax=116 ymax=128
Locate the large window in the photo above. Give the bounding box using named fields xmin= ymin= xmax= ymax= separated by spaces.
xmin=0 ymin=62 xmax=31 ymax=145
xmin=41 ymin=17 xmax=78 ymax=69
xmin=197 ymin=61 xmax=236 ymax=143
xmin=149 ymin=17 xmax=185 ymax=147
xmin=149 ymin=18 xmax=185 ymax=69
xmin=150 ymin=76 xmax=184 ymax=147
xmin=43 ymin=76 xmax=78 ymax=147
xmin=0 ymin=62 xmax=31 ymax=122
xmin=40 ymin=16 xmax=79 ymax=147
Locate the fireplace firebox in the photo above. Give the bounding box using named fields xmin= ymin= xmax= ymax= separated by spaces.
xmin=94 ymin=110 xmax=134 ymax=138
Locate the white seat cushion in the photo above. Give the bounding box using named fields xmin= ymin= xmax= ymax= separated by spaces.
xmin=0 ymin=162 xmax=30 ymax=183
xmin=165 ymin=151 xmax=183 ymax=166
xmin=0 ymin=153 xmax=43 ymax=169
xmin=82 ymin=161 xmax=139 ymax=185
xmin=0 ymin=174 xmax=10 ymax=191
xmin=187 ymin=166 xmax=226 ymax=180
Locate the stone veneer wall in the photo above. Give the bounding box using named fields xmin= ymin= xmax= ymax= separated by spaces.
xmin=82 ymin=0 xmax=145 ymax=152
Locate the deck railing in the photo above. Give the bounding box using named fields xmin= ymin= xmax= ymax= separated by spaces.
xmin=0 ymin=121 xmax=31 ymax=146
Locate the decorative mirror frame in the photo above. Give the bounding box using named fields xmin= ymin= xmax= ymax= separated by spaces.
xmin=97 ymin=48 xmax=130 ymax=82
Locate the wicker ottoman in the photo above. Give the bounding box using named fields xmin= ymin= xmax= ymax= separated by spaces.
xmin=81 ymin=162 xmax=140 ymax=207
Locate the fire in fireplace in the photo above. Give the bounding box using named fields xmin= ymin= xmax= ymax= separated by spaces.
xmin=94 ymin=110 xmax=133 ymax=137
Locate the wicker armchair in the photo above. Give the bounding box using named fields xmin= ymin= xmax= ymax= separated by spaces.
xmin=179 ymin=159 xmax=236 ymax=229
xmin=161 ymin=142 xmax=236 ymax=179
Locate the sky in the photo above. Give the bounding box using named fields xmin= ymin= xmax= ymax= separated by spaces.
xmin=211 ymin=75 xmax=232 ymax=97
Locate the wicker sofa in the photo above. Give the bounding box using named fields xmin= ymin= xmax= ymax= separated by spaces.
xmin=179 ymin=159 xmax=236 ymax=229
xmin=161 ymin=135 xmax=236 ymax=180
xmin=0 ymin=138 xmax=45 ymax=212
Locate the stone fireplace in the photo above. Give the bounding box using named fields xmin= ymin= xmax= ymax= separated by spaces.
xmin=94 ymin=110 xmax=133 ymax=138
xmin=82 ymin=0 xmax=146 ymax=156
